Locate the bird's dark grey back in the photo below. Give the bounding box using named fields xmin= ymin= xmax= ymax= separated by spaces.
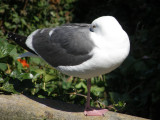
xmin=32 ymin=24 xmax=95 ymax=67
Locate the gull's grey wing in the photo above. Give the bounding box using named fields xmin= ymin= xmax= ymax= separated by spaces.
xmin=62 ymin=23 xmax=90 ymax=27
xmin=32 ymin=24 xmax=95 ymax=67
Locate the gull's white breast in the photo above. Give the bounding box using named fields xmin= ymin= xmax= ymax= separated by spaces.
xmin=56 ymin=30 xmax=130 ymax=79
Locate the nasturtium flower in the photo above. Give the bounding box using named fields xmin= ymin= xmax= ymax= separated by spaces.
xmin=17 ymin=58 xmax=29 ymax=68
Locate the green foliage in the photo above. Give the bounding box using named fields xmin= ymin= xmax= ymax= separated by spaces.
xmin=0 ymin=0 xmax=76 ymax=35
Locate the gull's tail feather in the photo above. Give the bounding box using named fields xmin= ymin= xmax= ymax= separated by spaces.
xmin=7 ymin=32 xmax=37 ymax=55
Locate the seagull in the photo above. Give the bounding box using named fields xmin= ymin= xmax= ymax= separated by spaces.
xmin=7 ymin=16 xmax=130 ymax=116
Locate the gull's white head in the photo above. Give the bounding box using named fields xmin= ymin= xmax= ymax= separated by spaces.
xmin=89 ymin=16 xmax=130 ymax=60
xmin=90 ymin=16 xmax=124 ymax=37
xmin=89 ymin=16 xmax=130 ymax=74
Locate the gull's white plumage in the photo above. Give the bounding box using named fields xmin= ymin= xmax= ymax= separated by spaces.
xmin=25 ymin=29 xmax=39 ymax=52
xmin=56 ymin=16 xmax=130 ymax=78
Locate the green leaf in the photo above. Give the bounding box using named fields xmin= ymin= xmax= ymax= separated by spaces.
xmin=19 ymin=73 xmax=33 ymax=80
xmin=0 ymin=42 xmax=15 ymax=57
xmin=0 ymin=78 xmax=4 ymax=83
xmin=1 ymin=81 xmax=18 ymax=93
xmin=46 ymin=87 xmax=55 ymax=95
xmin=91 ymin=86 xmax=105 ymax=96
xmin=38 ymin=95 xmax=46 ymax=98
xmin=0 ymin=9 xmax=5 ymax=13
xmin=9 ymin=48 xmax=19 ymax=60
xmin=21 ymin=18 xmax=27 ymax=25
xmin=13 ymin=17 xmax=20 ymax=24
xmin=75 ymin=81 xmax=87 ymax=93
xmin=4 ymin=22 xmax=11 ymax=27
xmin=44 ymin=74 xmax=56 ymax=82
xmin=10 ymin=70 xmax=21 ymax=79
xmin=35 ymin=69 xmax=46 ymax=75
xmin=50 ymin=11 xmax=56 ymax=17
xmin=34 ymin=16 xmax=39 ymax=22
xmin=30 ymin=57 xmax=42 ymax=64
xmin=0 ymin=63 xmax=7 ymax=71
xmin=75 ymin=82 xmax=83 ymax=89
xmin=62 ymin=81 xmax=71 ymax=90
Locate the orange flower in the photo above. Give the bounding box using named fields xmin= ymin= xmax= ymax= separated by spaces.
xmin=17 ymin=58 xmax=29 ymax=68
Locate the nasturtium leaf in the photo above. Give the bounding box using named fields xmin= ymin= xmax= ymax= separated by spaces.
xmin=9 ymin=47 xmax=19 ymax=60
xmin=19 ymin=73 xmax=33 ymax=80
xmin=0 ymin=63 xmax=7 ymax=71
xmin=2 ymin=81 xmax=18 ymax=93
xmin=44 ymin=74 xmax=56 ymax=82
xmin=35 ymin=69 xmax=46 ymax=75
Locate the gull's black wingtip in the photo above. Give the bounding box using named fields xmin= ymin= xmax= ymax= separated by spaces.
xmin=6 ymin=32 xmax=28 ymax=44
xmin=5 ymin=32 xmax=37 ymax=55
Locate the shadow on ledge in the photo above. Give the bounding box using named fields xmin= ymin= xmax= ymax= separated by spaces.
xmin=27 ymin=95 xmax=84 ymax=113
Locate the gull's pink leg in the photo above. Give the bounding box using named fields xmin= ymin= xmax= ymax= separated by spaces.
xmin=84 ymin=78 xmax=108 ymax=116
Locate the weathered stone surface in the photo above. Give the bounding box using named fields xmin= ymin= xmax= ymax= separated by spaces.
xmin=0 ymin=94 xmax=150 ymax=120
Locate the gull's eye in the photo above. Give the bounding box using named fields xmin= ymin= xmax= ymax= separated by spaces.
xmin=90 ymin=25 xmax=96 ymax=32
xmin=93 ymin=25 xmax=96 ymax=28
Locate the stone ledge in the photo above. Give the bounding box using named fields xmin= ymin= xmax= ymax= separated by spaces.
xmin=0 ymin=94 xmax=150 ymax=120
